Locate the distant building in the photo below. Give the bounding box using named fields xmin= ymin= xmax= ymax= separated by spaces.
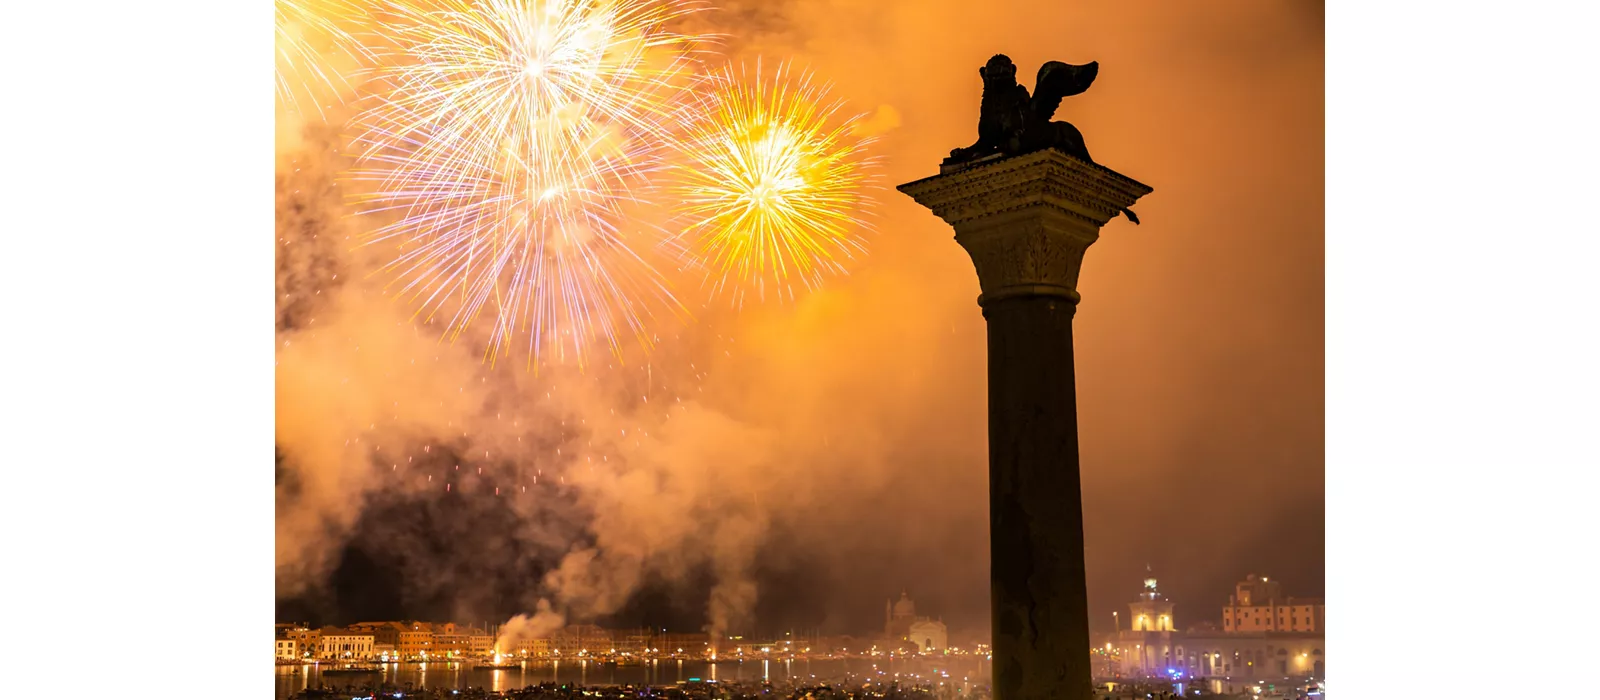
xmin=906 ymin=620 xmax=949 ymax=653
xmin=279 ymin=624 xmax=319 ymax=658
xmin=1222 ymin=574 xmax=1325 ymax=633
xmin=1112 ymin=573 xmax=1179 ymax=675
xmin=1129 ymin=574 xmax=1176 ymax=632
xmin=276 ymin=637 xmax=298 ymax=659
xmin=1109 ymin=572 xmax=1325 ymax=681
xmin=318 ymin=627 xmax=376 ymax=660
xmin=551 ymin=624 xmax=612 ymax=656
xmin=469 ymin=628 xmax=493 ymax=656
xmin=398 ymin=622 xmax=433 ymax=658
xmin=432 ymin=622 xmax=491 ymax=657
xmin=883 ymin=591 xmax=948 ymax=652
xmin=349 ymin=621 xmax=404 ymax=650
xmin=819 ymin=635 xmax=870 ymax=655
xmin=499 ymin=625 xmax=558 ymax=658
xmin=505 ymin=638 xmax=550 ymax=657
xmin=656 ymin=632 xmax=710 ymax=656
xmin=615 ymin=627 xmax=655 ymax=654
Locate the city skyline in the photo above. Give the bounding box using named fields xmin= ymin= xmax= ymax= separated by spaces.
xmin=279 ymin=568 xmax=1324 ymax=638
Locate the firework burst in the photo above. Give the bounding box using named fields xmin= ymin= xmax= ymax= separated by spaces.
xmin=349 ymin=0 xmax=707 ymax=366
xmin=668 ymin=62 xmax=877 ymax=305
xmin=275 ymin=0 xmax=369 ymax=119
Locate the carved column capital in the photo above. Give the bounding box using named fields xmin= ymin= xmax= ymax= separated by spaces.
xmin=898 ymin=149 xmax=1152 ymax=307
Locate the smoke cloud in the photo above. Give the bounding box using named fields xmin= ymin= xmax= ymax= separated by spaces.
xmin=496 ymin=601 xmax=567 ymax=654
xmin=276 ymin=0 xmax=1323 ymax=640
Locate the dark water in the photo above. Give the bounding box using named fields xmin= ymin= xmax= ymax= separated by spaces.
xmin=275 ymin=657 xmax=990 ymax=700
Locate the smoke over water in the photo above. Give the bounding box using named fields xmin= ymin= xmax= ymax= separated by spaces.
xmin=496 ymin=601 xmax=566 ymax=655
xmin=276 ymin=0 xmax=1323 ymax=639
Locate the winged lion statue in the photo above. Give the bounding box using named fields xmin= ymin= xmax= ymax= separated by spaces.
xmin=946 ymin=54 xmax=1139 ymax=224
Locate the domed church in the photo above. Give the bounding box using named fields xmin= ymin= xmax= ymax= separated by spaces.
xmin=883 ymin=591 xmax=948 ymax=652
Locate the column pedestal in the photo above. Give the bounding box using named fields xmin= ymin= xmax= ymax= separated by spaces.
xmin=899 ymin=149 xmax=1152 ymax=700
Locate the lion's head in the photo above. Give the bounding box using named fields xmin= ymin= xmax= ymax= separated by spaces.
xmin=978 ymin=54 xmax=1018 ymax=90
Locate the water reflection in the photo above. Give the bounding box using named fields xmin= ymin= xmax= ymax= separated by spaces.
xmin=275 ymin=656 xmax=989 ymax=700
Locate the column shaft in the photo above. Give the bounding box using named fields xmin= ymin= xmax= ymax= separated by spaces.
xmin=983 ymin=295 xmax=1090 ymax=700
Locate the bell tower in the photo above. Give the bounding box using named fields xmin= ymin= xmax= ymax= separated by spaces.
xmin=1128 ymin=570 xmax=1175 ymax=632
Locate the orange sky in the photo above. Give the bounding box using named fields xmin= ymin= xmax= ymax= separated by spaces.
xmin=275 ymin=0 xmax=1324 ymax=635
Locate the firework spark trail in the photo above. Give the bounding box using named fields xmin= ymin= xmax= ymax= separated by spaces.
xmin=668 ymin=61 xmax=878 ymax=306
xmin=349 ymin=0 xmax=707 ymax=366
xmin=276 ymin=0 xmax=370 ymax=119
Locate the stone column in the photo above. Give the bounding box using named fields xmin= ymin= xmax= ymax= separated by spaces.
xmin=899 ymin=149 xmax=1151 ymax=700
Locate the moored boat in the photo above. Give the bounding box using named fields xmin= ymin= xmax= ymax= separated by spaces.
xmin=321 ymin=663 xmax=381 ymax=676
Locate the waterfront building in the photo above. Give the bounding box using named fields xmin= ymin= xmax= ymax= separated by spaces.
xmin=280 ymin=624 xmax=320 ymax=658
xmin=469 ymin=627 xmax=493 ymax=656
xmin=656 ymin=632 xmax=710 ymax=656
xmin=318 ymin=627 xmax=376 ymax=660
xmin=551 ymin=624 xmax=612 ymax=656
xmin=275 ymin=637 xmax=298 ymax=659
xmin=504 ymin=637 xmax=551 ymax=657
xmin=431 ymin=622 xmax=486 ymax=657
xmin=615 ymin=627 xmax=655 ymax=654
xmin=348 ymin=621 xmax=404 ymax=650
xmin=883 ymin=592 xmax=949 ymax=652
xmin=1222 ymin=574 xmax=1325 ymax=633
xmin=398 ymin=621 xmax=433 ymax=658
xmin=1109 ymin=573 xmax=1325 ymax=681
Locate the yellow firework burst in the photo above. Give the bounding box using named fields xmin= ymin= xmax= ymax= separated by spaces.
xmin=275 ymin=0 xmax=369 ymax=119
xmin=349 ymin=0 xmax=707 ymax=366
xmin=669 ymin=62 xmax=877 ymax=305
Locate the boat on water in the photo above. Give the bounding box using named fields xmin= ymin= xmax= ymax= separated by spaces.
xmin=321 ymin=664 xmax=381 ymax=676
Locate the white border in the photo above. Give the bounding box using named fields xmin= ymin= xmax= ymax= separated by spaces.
xmin=4 ymin=1 xmax=1595 ymax=695
xmin=1328 ymin=0 xmax=1599 ymax=695
xmin=0 ymin=0 xmax=270 ymax=692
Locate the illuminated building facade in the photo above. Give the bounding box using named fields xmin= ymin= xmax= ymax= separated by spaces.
xmin=1113 ymin=575 xmax=1177 ymax=674
xmin=550 ymin=624 xmax=612 ymax=656
xmin=318 ymin=627 xmax=376 ymax=659
xmin=615 ymin=627 xmax=656 ymax=654
xmin=882 ymin=591 xmax=949 ymax=652
xmin=276 ymin=637 xmax=298 ymax=659
xmin=430 ymin=622 xmax=490 ymax=657
xmin=907 ymin=620 xmax=950 ymax=652
xmin=1177 ymin=631 xmax=1324 ymax=680
xmin=1108 ymin=573 xmax=1325 ymax=681
xmin=507 ymin=638 xmax=549 ymax=657
xmin=1129 ymin=574 xmax=1176 ymax=632
xmin=1222 ymin=574 xmax=1324 ymax=633
xmin=397 ymin=622 xmax=433 ymax=658
xmin=656 ymin=632 xmax=711 ymax=655
xmin=348 ymin=621 xmax=402 ymax=649
xmin=279 ymin=624 xmax=320 ymax=658
xmin=470 ymin=628 xmax=493 ymax=655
